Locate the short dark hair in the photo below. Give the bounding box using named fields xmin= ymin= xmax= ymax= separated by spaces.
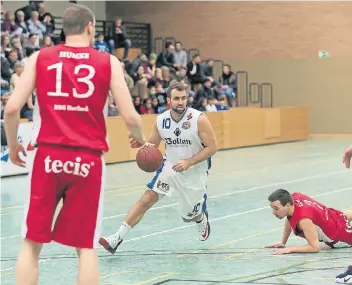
xmin=167 ymin=80 xmax=186 ymax=98
xmin=63 ymin=4 xmax=95 ymax=36
xmin=268 ymin=189 xmax=293 ymax=206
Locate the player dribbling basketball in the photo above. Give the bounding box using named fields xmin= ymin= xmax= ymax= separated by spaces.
xmin=4 ymin=5 xmax=144 ymax=285
xmin=99 ymin=80 xmax=217 ymax=254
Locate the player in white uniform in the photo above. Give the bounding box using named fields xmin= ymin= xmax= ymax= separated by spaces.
xmin=99 ymin=80 xmax=217 ymax=254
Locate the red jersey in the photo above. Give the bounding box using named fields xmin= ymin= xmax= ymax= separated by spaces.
xmin=288 ymin=192 xmax=345 ymax=242
xmin=33 ymin=44 xmax=111 ymax=152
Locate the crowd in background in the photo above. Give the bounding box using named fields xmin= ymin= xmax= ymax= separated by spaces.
xmin=1 ymin=1 xmax=237 ymax=120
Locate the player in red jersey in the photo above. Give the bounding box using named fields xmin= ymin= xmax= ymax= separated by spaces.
xmin=4 ymin=4 xmax=144 ymax=285
xmin=265 ymin=189 xmax=352 ymax=254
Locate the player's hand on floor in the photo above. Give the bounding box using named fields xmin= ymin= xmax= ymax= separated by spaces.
xmin=172 ymin=160 xmax=191 ymax=173
xmin=9 ymin=143 xmax=26 ymax=168
xmin=342 ymin=144 xmax=352 ymax=168
xmin=265 ymin=241 xmax=285 ymax=248
xmin=272 ymin=248 xmax=291 ymax=255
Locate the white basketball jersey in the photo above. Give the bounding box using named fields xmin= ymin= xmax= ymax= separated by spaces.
xmin=156 ymin=108 xmax=209 ymax=175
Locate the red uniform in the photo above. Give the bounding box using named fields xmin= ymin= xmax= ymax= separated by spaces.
xmin=22 ymin=44 xmax=111 ymax=248
xmin=288 ymin=192 xmax=352 ymax=245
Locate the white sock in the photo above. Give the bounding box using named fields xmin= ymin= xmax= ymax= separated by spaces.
xmin=113 ymin=222 xmax=132 ymax=240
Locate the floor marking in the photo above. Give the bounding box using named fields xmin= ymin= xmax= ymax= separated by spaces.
xmin=134 ymin=272 xmax=176 ymax=285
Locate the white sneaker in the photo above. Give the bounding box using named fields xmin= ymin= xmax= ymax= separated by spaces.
xmin=99 ymin=235 xmax=123 ymax=254
xmin=196 ymin=211 xmax=210 ymax=241
xmin=336 ymin=266 xmax=352 ymax=284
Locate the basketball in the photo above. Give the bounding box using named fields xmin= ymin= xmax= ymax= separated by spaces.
xmin=136 ymin=145 xmax=163 ymax=172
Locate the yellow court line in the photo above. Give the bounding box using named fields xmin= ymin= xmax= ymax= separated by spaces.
xmin=134 ymin=272 xmax=177 ymax=285
xmin=177 ymin=227 xmax=282 ymax=258
xmin=224 ymin=248 xmax=260 ymax=259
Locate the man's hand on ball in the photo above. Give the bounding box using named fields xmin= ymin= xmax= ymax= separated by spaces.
xmin=172 ymin=160 xmax=191 ymax=172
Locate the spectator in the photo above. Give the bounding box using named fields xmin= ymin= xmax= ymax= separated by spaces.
xmin=144 ymin=53 xmax=157 ymax=79
xmin=219 ymin=64 xmax=237 ymax=107
xmin=1 ymin=55 xmax=12 ymax=82
xmin=194 ymin=78 xmax=214 ymax=106
xmin=109 ymin=18 xmax=131 ymax=60
xmin=151 ymin=96 xmax=159 ymax=114
xmin=173 ymin=41 xmax=187 ymax=69
xmin=7 ymin=49 xmax=19 ymax=71
xmin=11 ymin=36 xmax=25 ymax=61
xmin=140 ymin=98 xmax=154 ymax=114
xmin=203 ymin=59 xmax=215 ymax=82
xmin=42 ymin=13 xmax=55 ymax=38
xmin=1 ymin=34 xmax=11 ymax=57
xmin=186 ymin=54 xmax=204 ymax=92
xmin=1 ymin=92 xmax=10 ymax=119
xmin=216 ymin=95 xmax=229 ymax=111
xmin=15 ymin=10 xmax=30 ymax=36
xmin=94 ymin=33 xmax=110 ymax=53
xmin=20 ymin=93 xmax=35 ymax=120
xmin=24 ymin=33 xmax=40 ymax=56
xmin=1 ymin=77 xmax=10 ymax=95
xmin=127 ymin=53 xmax=148 ymax=78
xmin=10 ymin=61 xmax=24 ymax=92
xmin=156 ymin=42 xmax=177 ymax=72
xmin=131 ymin=66 xmax=148 ymax=100
xmin=27 ymin=11 xmax=46 ymax=39
xmin=107 ymin=92 xmax=119 ymax=117
xmin=42 ymin=35 xmax=53 ymax=48
xmin=120 ymin=61 xmax=134 ymax=92
xmin=161 ymin=66 xmax=173 ymax=88
xmin=212 ymin=81 xmax=223 ymax=100
xmin=196 ymin=97 xmax=208 ymax=112
xmin=133 ymin=96 xmax=142 ymax=114
xmin=1 ymin=11 xmax=18 ymax=36
xmin=153 ymin=68 xmax=166 ymax=88
xmin=206 ymin=97 xmax=218 ymax=112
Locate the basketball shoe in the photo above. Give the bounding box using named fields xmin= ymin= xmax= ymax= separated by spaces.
xmin=197 ymin=210 xmax=210 ymax=241
xmin=99 ymin=235 xmax=123 ymax=254
xmin=336 ymin=265 xmax=352 ymax=284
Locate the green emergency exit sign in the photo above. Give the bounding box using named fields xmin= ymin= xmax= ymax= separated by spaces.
xmin=318 ymin=51 xmax=330 ymax=58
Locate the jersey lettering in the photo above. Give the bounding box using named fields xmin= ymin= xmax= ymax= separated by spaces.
xmin=162 ymin=118 xmax=171 ymax=129
xmin=44 ymin=155 xmax=93 ymax=178
xmin=47 ymin=62 xmax=96 ymax=98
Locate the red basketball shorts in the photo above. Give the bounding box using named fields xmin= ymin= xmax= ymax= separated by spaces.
xmin=22 ymin=145 xmax=105 ymax=249
xmin=336 ymin=212 xmax=352 ymax=245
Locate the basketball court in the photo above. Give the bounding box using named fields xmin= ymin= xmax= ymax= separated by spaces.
xmin=1 ymin=138 xmax=351 ymax=285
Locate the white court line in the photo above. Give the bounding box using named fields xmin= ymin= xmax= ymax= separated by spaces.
xmin=0 ymin=169 xmax=349 ymax=241
xmin=1 ymin=186 xmax=351 ymax=273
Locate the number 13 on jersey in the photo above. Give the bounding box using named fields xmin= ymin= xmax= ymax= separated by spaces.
xmin=47 ymin=62 xmax=96 ymax=98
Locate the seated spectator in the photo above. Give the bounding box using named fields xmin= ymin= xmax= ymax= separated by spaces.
xmin=133 ymin=96 xmax=142 ymax=114
xmin=151 ymin=96 xmax=159 ymax=114
xmin=206 ymin=97 xmax=218 ymax=112
xmin=1 ymin=92 xmax=10 ymax=119
xmin=131 ymin=65 xmax=148 ymax=100
xmin=11 ymin=36 xmax=25 ymax=61
xmin=140 ymin=98 xmax=154 ymax=114
xmin=194 ymin=78 xmax=214 ymax=106
xmin=7 ymin=49 xmax=19 ymax=71
xmin=152 ymin=68 xmax=166 ymax=88
xmin=156 ymin=42 xmax=177 ymax=73
xmin=144 ymin=53 xmax=157 ymax=79
xmin=21 ymin=93 xmax=35 ymax=120
xmin=1 ymin=55 xmax=12 ymax=82
xmin=10 ymin=61 xmax=24 ymax=92
xmin=195 ymin=97 xmax=208 ymax=112
xmin=109 ymin=18 xmax=131 ymax=60
xmin=120 ymin=61 xmax=134 ymax=92
xmin=126 ymin=53 xmax=148 ymax=78
xmin=212 ymin=81 xmax=222 ymax=99
xmin=186 ymin=54 xmax=204 ymax=92
xmin=42 ymin=35 xmax=54 ymax=48
xmin=174 ymin=41 xmax=187 ymax=69
xmin=15 ymin=10 xmax=30 ymax=37
xmin=161 ymin=66 xmax=173 ymax=88
xmin=216 ymin=95 xmax=229 ymax=111
xmin=24 ymin=33 xmax=40 ymax=56
xmin=1 ymin=34 xmax=12 ymax=58
xmin=107 ymin=92 xmax=119 ymax=117
xmin=1 ymin=77 xmax=10 ymax=95
xmin=42 ymin=13 xmax=55 ymax=39
xmin=203 ymin=59 xmax=215 ymax=82
xmin=1 ymin=11 xmax=18 ymax=36
xmin=219 ymin=64 xmax=237 ymax=107
xmin=27 ymin=11 xmax=46 ymax=39
xmin=94 ymin=33 xmax=110 ymax=53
